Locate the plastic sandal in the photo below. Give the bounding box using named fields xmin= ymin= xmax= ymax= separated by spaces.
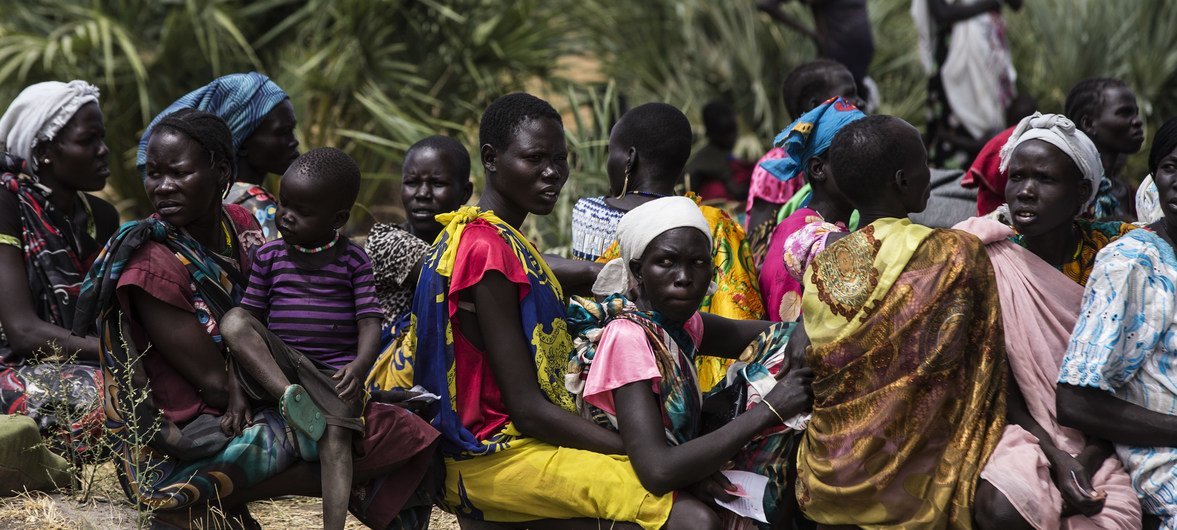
xmin=279 ymin=384 xmax=326 ymax=441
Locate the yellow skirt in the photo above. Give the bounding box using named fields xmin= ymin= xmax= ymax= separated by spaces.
xmin=442 ymin=433 xmax=673 ymax=530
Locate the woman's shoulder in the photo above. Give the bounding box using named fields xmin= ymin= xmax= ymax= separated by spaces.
xmin=367 ymin=223 xmax=428 ymax=252
xmin=1096 ymin=227 xmax=1176 ymax=269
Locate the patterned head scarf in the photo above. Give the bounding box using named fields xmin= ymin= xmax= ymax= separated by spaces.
xmin=137 ymin=72 xmax=288 ymax=179
xmin=999 ymin=112 xmax=1103 ymax=211
xmin=0 ymin=81 xmax=100 ymax=174
xmin=592 ymin=196 xmax=713 ymax=297
xmin=759 ymin=97 xmax=865 ymax=184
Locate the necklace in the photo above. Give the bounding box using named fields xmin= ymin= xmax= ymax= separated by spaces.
xmin=627 ymin=190 xmax=667 ymax=199
xmin=292 ymin=235 xmax=339 ymax=254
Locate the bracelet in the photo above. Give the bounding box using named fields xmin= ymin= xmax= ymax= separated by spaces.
xmin=762 ymin=400 xmax=787 ymax=425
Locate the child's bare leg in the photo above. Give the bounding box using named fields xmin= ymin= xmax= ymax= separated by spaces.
xmin=220 ymin=307 xmax=292 ymax=399
xmin=320 ymin=424 xmax=352 ymax=530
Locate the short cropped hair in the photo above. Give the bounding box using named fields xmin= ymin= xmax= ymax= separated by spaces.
xmin=406 ymin=135 xmax=471 ymax=185
xmin=479 ymin=93 xmax=563 ymax=152
xmin=828 ymin=115 xmax=912 ymax=205
xmin=612 ymin=103 xmax=693 ymax=181
xmin=288 ymin=146 xmax=361 ymax=210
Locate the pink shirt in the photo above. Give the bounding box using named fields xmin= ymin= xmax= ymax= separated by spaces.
xmin=583 ymin=312 xmax=704 ymax=415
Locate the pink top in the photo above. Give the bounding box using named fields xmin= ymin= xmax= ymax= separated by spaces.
xmin=583 ymin=312 xmax=704 ymax=415
xmin=745 ymin=147 xmax=806 ymax=223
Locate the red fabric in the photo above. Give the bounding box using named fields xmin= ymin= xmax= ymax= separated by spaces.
xmin=113 ymin=205 xmax=262 ymax=425
xmin=350 ymin=402 xmax=440 ymax=528
xmin=963 ymin=126 xmax=1015 ymax=216
xmin=447 ymin=220 xmax=531 ymax=441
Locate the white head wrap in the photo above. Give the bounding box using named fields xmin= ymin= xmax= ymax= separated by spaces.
xmin=998 ymin=112 xmax=1103 ymax=210
xmin=0 ymin=80 xmax=100 ymax=173
xmin=591 ymin=196 xmax=714 ymax=297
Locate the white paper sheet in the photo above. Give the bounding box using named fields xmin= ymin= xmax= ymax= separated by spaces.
xmin=715 ymin=470 xmax=769 ymax=523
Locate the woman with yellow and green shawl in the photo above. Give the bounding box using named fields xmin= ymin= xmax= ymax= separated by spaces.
xmin=404 ymin=93 xmax=715 ymax=529
xmin=797 ymin=115 xmax=1008 ymax=527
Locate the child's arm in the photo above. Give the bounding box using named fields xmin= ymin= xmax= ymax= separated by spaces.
xmin=334 ymin=317 xmax=380 ymax=402
xmin=466 ymin=270 xmax=625 ymax=455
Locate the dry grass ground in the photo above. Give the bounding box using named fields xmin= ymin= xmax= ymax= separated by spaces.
xmin=0 ymin=463 xmax=460 ymax=529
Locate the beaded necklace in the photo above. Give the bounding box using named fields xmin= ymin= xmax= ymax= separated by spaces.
xmin=292 ymin=235 xmax=339 ymax=254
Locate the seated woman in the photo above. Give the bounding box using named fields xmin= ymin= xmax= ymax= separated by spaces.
xmin=746 ymin=59 xmax=863 ymax=264
xmin=1000 ymin=113 xmax=1135 ymax=285
xmin=1056 ymin=117 xmax=1177 ymax=529
xmin=1065 ymin=78 xmax=1145 ymax=220
xmin=137 ymin=72 xmax=299 ymax=240
xmin=759 ymin=97 xmax=862 ymax=322
xmin=797 ymin=115 xmax=1007 ymax=527
xmin=403 ymin=93 xmax=713 ymax=529
xmin=368 ymin=135 xmax=473 ymax=333
xmin=954 ymin=113 xmax=1140 ymax=529
xmin=573 ymin=103 xmax=764 ymax=391
xmin=567 ymin=196 xmax=813 ymax=528
xmin=0 ymin=80 xmax=119 ymax=451
xmin=74 ymin=109 xmax=437 ymax=529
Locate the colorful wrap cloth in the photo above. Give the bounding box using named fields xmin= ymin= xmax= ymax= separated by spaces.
xmin=758 ymin=97 xmax=865 ymax=186
xmin=136 ymin=72 xmax=288 ymax=180
xmin=566 ymin=294 xmax=800 ymax=530
xmin=404 ymin=206 xmax=577 ymax=457
xmin=798 ymin=218 xmax=1008 ymax=527
xmin=955 ymin=217 xmax=1140 ymax=530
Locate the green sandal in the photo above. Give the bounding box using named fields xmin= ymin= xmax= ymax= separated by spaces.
xmin=280 ymin=384 xmax=326 ymax=441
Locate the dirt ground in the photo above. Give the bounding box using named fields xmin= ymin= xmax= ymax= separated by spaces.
xmin=0 ymin=463 xmax=460 ymax=530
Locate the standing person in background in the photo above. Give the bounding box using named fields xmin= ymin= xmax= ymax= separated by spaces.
xmin=745 ymin=59 xmax=864 ymax=265
xmin=913 ymin=0 xmax=1022 ymax=168
xmin=758 ymin=0 xmax=875 ymax=104
xmin=137 ymin=72 xmax=299 ymax=240
xmin=686 ymin=101 xmax=752 ymax=203
xmin=1065 ymin=78 xmax=1146 ymax=220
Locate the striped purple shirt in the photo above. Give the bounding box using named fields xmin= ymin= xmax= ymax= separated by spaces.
xmin=241 ymin=239 xmax=383 ymax=369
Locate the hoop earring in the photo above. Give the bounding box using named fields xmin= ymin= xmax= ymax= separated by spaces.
xmin=615 ymin=166 xmax=631 ymax=199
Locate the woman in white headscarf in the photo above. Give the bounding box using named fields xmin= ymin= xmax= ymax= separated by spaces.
xmin=954 ymin=113 xmax=1141 ymax=529
xmin=566 ymin=196 xmax=814 ymax=528
xmin=0 ymin=80 xmax=119 ymax=452
xmin=994 ymin=112 xmax=1136 ymax=286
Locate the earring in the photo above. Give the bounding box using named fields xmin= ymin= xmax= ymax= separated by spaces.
xmin=615 ymin=166 xmax=631 ymax=199
xmin=41 ymin=158 xmax=50 ymax=165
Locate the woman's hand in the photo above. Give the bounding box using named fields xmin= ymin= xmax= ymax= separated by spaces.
xmin=688 ymin=471 xmax=740 ymax=507
xmin=764 ymin=367 xmax=814 ymax=421
xmin=220 ymin=376 xmax=252 ymax=437
xmin=1048 ymin=449 xmax=1106 ymax=517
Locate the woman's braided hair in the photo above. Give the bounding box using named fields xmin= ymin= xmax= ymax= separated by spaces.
xmin=1064 ymin=78 xmax=1129 ymax=131
xmin=154 ymin=108 xmax=237 ymax=194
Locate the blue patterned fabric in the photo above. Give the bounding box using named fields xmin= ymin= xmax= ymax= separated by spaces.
xmin=760 ymin=97 xmax=865 ymax=184
xmin=1059 ymin=228 xmax=1177 ymax=519
xmin=136 ymin=72 xmax=288 ymax=179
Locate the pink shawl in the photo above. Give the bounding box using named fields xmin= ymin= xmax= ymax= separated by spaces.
xmin=954 ymin=218 xmax=1139 ymax=530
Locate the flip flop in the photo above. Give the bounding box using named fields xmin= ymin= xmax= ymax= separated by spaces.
xmin=280 ymin=384 xmax=326 ymax=441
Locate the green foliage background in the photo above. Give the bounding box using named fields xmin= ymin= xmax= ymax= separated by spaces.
xmin=2 ymin=0 xmax=1176 ymax=252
